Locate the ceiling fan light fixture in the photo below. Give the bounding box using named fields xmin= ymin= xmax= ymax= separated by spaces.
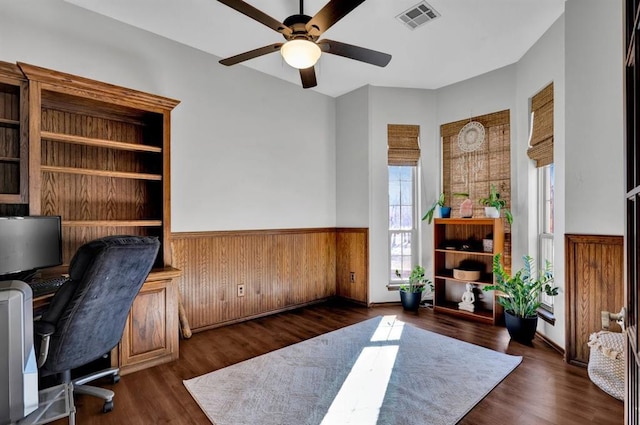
xmin=280 ymin=39 xmax=321 ymax=69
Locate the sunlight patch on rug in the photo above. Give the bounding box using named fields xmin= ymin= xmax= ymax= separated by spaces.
xmin=184 ymin=316 xmax=521 ymax=425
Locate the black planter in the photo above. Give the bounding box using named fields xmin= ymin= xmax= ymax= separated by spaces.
xmin=400 ymin=290 xmax=422 ymax=311
xmin=504 ymin=310 xmax=538 ymax=343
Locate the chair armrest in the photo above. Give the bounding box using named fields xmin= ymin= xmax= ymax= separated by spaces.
xmin=34 ymin=321 xmax=56 ymax=368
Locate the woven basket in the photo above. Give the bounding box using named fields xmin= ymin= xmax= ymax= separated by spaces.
xmin=587 ymin=331 xmax=624 ymax=400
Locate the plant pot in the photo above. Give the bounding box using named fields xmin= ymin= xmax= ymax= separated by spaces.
xmin=484 ymin=206 xmax=499 ymax=218
xmin=400 ymin=290 xmax=422 ymax=311
xmin=440 ymin=206 xmax=452 ymax=218
xmin=504 ymin=310 xmax=538 ymax=343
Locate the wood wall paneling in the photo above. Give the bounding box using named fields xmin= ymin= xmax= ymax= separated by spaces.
xmin=336 ymin=228 xmax=369 ymax=304
xmin=172 ymin=228 xmax=369 ymax=332
xmin=565 ymin=234 xmax=624 ymax=366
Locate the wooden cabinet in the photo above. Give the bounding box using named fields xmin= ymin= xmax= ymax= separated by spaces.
xmin=433 ymin=218 xmax=504 ymax=325
xmin=0 ymin=62 xmax=28 ymax=206
xmin=116 ymin=268 xmax=180 ymax=375
xmin=16 ymin=62 xmax=181 ymax=372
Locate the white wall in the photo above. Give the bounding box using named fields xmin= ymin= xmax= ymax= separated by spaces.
xmin=516 ymin=14 xmax=565 ymax=347
xmin=336 ymin=86 xmax=369 ymax=227
xmin=367 ymin=87 xmax=438 ymax=303
xmin=0 ymin=0 xmax=337 ymax=232
xmin=564 ymin=0 xmax=624 ymax=235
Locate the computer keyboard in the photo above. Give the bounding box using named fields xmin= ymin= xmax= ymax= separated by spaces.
xmin=30 ymin=276 xmax=70 ymax=297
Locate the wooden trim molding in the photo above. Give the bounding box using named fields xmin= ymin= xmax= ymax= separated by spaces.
xmin=17 ymin=62 xmax=180 ymax=112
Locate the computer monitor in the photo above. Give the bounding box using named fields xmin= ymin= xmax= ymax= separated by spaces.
xmin=0 ymin=216 xmax=63 ymax=281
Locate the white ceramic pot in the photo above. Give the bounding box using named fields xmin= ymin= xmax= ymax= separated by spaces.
xmin=484 ymin=206 xmax=500 ymax=218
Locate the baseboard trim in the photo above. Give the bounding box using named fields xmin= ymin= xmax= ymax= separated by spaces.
xmin=191 ymin=298 xmax=332 ymax=334
xmin=536 ymin=331 xmax=565 ymax=357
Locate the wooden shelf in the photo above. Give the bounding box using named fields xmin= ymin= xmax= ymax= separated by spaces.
xmin=41 ymin=131 xmax=162 ymax=153
xmin=41 ymin=165 xmax=162 ymax=181
xmin=4 ymin=62 xmax=181 ymax=376
xmin=62 ymin=220 xmax=163 ymax=227
xmin=434 ymin=270 xmax=493 ymax=286
xmin=433 ymin=217 xmax=504 ymax=325
xmin=0 ymin=156 xmax=20 ymax=163
xmin=435 ymin=248 xmax=494 ymax=256
xmin=0 ymin=117 xmax=19 ymax=127
xmin=434 ymin=302 xmax=495 ymax=325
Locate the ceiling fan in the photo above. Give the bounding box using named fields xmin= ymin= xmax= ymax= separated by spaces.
xmin=217 ymin=0 xmax=392 ymax=89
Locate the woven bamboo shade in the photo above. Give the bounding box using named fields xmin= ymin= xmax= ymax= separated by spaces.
xmin=527 ymin=83 xmax=554 ymax=167
xmin=388 ymin=124 xmax=420 ymax=166
xmin=440 ymin=109 xmax=512 ymax=269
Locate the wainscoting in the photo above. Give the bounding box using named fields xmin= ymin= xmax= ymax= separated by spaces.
xmin=171 ymin=228 xmax=368 ymax=332
xmin=565 ymin=234 xmax=624 ymax=366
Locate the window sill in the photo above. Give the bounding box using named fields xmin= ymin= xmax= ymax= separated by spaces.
xmin=537 ymin=308 xmax=555 ymax=325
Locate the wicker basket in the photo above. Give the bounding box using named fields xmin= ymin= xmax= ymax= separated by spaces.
xmin=587 ymin=331 xmax=624 ymax=400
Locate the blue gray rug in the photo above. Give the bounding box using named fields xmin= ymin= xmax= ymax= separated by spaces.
xmin=184 ymin=316 xmax=521 ymax=425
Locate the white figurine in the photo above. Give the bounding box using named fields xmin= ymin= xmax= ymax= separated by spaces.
xmin=458 ymin=282 xmax=475 ymax=312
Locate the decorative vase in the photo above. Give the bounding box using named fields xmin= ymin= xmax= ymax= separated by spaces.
xmin=504 ymin=310 xmax=538 ymax=343
xmin=440 ymin=206 xmax=452 ymax=218
xmin=484 ymin=206 xmax=500 ymax=218
xmin=400 ymin=290 xmax=422 ymax=311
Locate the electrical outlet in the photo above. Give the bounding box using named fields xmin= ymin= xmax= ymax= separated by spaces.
xmin=237 ymin=284 xmax=245 ymax=297
xmin=350 ymin=272 xmax=356 ymax=283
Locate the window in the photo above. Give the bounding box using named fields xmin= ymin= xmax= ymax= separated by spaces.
xmin=389 ymin=166 xmax=417 ymax=282
xmin=538 ymin=163 xmax=554 ymax=311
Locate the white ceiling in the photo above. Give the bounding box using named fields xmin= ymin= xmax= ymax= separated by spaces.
xmin=64 ymin=0 xmax=565 ymax=97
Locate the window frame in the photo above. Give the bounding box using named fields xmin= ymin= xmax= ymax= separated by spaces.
xmin=388 ymin=165 xmax=419 ymax=286
xmin=537 ymin=163 xmax=555 ymax=313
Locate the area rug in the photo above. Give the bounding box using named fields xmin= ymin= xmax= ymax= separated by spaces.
xmin=184 ymin=316 xmax=521 ymax=425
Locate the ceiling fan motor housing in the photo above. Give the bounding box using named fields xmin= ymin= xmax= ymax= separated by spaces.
xmin=282 ymin=14 xmax=318 ymax=41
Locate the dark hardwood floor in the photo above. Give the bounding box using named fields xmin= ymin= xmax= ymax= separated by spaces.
xmin=57 ymin=299 xmax=623 ymax=424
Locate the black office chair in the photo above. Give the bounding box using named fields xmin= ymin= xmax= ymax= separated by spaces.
xmin=35 ymin=235 xmax=160 ymax=413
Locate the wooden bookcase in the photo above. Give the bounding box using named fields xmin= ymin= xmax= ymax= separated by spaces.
xmin=433 ymin=218 xmax=504 ymax=325
xmin=0 ymin=62 xmax=28 ymax=207
xmin=18 ymin=63 xmax=181 ymax=374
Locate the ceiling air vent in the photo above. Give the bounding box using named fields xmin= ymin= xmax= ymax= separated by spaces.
xmin=396 ymin=1 xmax=440 ymax=30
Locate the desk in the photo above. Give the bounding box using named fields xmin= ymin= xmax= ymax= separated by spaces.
xmin=33 ymin=267 xmax=181 ymax=376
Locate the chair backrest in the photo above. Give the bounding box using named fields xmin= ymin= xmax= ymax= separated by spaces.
xmin=39 ymin=236 xmax=160 ymax=373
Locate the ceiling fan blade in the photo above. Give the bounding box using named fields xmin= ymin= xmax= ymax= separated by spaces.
xmin=319 ymin=39 xmax=391 ymax=67
xmin=219 ymin=43 xmax=283 ymax=66
xmin=217 ymin=0 xmax=292 ymax=36
xmin=299 ymin=67 xmax=317 ymax=89
xmin=306 ymin=0 xmax=366 ymax=37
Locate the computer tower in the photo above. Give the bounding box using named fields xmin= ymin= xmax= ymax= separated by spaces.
xmin=0 ymin=281 xmax=38 ymax=424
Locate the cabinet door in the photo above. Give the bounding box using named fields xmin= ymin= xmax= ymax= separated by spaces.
xmin=118 ymin=278 xmax=178 ymax=375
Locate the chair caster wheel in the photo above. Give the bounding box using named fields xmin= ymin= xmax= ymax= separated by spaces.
xmin=102 ymin=400 xmax=114 ymax=413
xmin=111 ymin=374 xmax=120 ymax=384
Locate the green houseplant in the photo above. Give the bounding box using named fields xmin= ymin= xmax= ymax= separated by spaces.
xmin=395 ymin=266 xmax=433 ymax=311
xmin=423 ymin=193 xmax=448 ymax=224
xmin=484 ymin=253 xmax=558 ymax=342
xmin=422 ymin=192 xmax=470 ymax=224
xmin=478 ymin=184 xmax=513 ymax=224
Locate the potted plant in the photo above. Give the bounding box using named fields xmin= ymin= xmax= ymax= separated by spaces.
xmin=478 ymin=184 xmax=513 ymax=224
xmin=423 ymin=192 xmax=449 ymax=224
xmin=422 ymin=192 xmax=470 ymax=224
xmin=484 ymin=253 xmax=558 ymax=343
xmin=395 ymin=266 xmax=433 ymax=311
